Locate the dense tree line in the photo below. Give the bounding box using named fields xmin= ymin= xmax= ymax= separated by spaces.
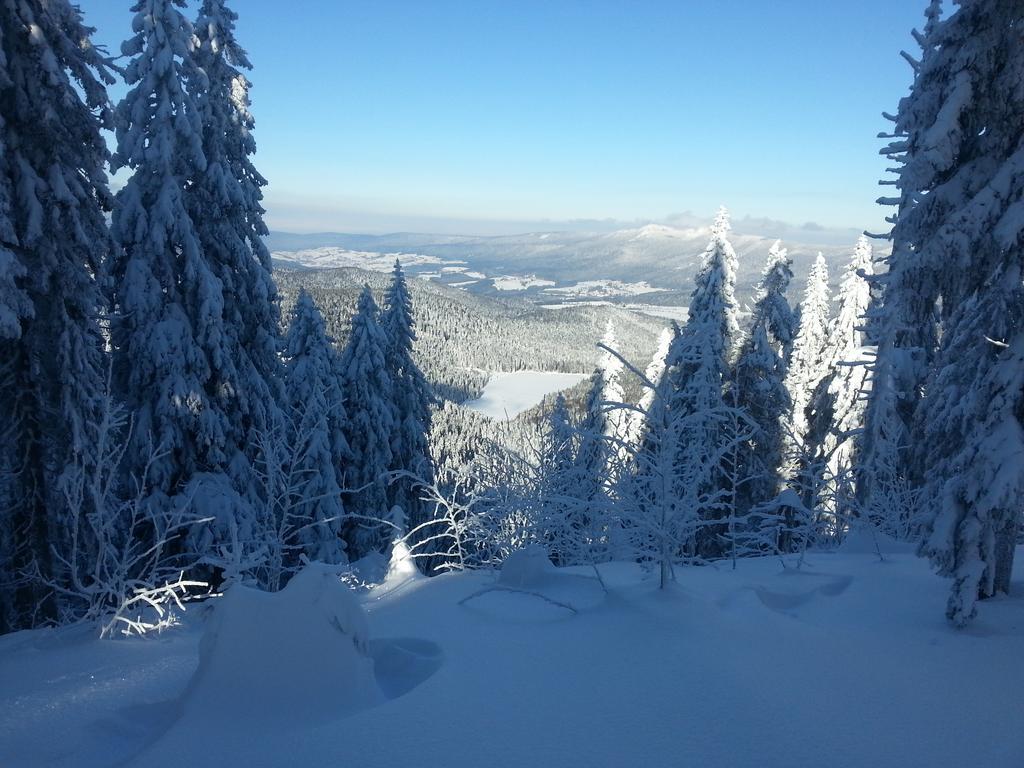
xmin=275 ymin=268 xmax=664 ymax=404
xmin=0 ymin=0 xmax=434 ymax=633
xmin=403 ymin=212 xmax=878 ymax=583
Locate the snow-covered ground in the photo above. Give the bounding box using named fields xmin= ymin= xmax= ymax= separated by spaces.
xmin=491 ymin=274 xmax=557 ymax=291
xmin=544 ymin=279 xmax=664 ymax=298
xmin=1 ymin=543 xmax=1021 ymax=768
xmin=271 ymin=246 xmax=457 ymax=272
xmin=463 ymin=371 xmax=589 ymax=419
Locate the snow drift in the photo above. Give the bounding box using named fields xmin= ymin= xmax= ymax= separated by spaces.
xmin=458 ymin=545 xmax=607 ymax=618
xmin=183 ymin=564 xmax=381 ymax=722
xmin=2 ymin=550 xmax=1022 ymax=768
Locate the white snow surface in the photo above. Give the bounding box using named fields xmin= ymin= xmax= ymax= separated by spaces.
xmin=544 ymin=279 xmax=664 ymax=298
xmin=491 ymin=274 xmax=557 ymax=291
xmin=183 ymin=564 xmax=380 ymax=723
xmin=0 ymin=550 xmax=1022 ymax=768
xmin=462 ymin=371 xmax=589 ymax=419
xmin=272 ymin=247 xmax=453 ymax=272
xmin=498 ymin=544 xmax=559 ymax=589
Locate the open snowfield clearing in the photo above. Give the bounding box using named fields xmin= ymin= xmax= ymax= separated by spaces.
xmin=463 ymin=371 xmax=589 ymax=419
xmin=0 ymin=544 xmax=1021 ymax=768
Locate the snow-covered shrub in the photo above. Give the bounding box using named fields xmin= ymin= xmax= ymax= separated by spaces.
xmin=49 ymin=396 xmax=208 ymax=636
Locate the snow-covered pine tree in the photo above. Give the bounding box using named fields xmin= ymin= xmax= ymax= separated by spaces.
xmin=806 ymin=237 xmax=874 ymax=532
xmin=918 ymin=281 xmax=1024 ymax=627
xmin=535 ymin=394 xmax=588 ymax=566
xmin=784 ymin=252 xmax=832 ymax=446
xmin=614 ymin=342 xmax=690 ymax=587
xmin=381 ymin=260 xmax=435 ymax=563
xmin=109 ymin=0 xmax=221 ymax=500
xmin=189 ymin=0 xmax=286 ymax=500
xmin=756 ymin=241 xmax=798 ymax=361
xmin=558 ymin=318 xmax=632 ymax=488
xmin=732 ymin=242 xmax=796 ymax=520
xmin=338 ymin=286 xmax=397 ymax=560
xmin=572 ymin=369 xmax=615 ymax=513
xmin=894 ymin=0 xmax=1024 ymax=625
xmin=690 ymin=207 xmax=742 ymax=362
xmin=820 ymin=238 xmax=873 ymax=373
xmin=282 ymin=290 xmax=348 ymax=568
xmin=0 ymin=0 xmax=113 ymax=630
xmin=858 ymin=0 xmax=945 ymax=521
xmin=617 ymin=308 xmax=743 ymax=581
xmin=673 ymin=208 xmax=741 ymax=561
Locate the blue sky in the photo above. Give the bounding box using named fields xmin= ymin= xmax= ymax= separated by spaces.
xmin=78 ymin=1 xmax=930 ymax=236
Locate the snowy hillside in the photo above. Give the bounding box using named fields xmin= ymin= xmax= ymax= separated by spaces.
xmin=271 ymin=246 xmax=454 ymax=273
xmin=267 ymin=221 xmax=862 ymax=302
xmin=2 ymin=546 xmax=1020 ymax=768
xmin=274 ymin=267 xmax=665 ymax=404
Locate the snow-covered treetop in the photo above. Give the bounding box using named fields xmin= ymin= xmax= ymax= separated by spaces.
xmin=196 ymin=0 xmax=252 ymax=70
xmin=750 ymin=240 xmax=796 ymax=355
xmin=0 ymin=0 xmax=115 ymax=117
xmin=712 ymin=205 xmax=731 ymax=239
xmin=0 ymin=0 xmax=114 ymax=256
xmin=383 ymin=259 xmax=416 ymax=349
xmin=0 ymin=0 xmax=114 ymax=339
xmin=759 ymin=241 xmax=791 ymax=297
xmin=194 ymin=0 xmax=262 ymax=195
xmin=686 ymin=206 xmax=740 ymax=361
xmin=922 ymin=0 xmax=943 ymax=38
xmin=825 ymin=237 xmax=874 ymax=367
xmin=339 ymin=284 xmax=391 ymax=384
xmin=285 ymin=289 xmax=333 ymax=361
xmin=114 ymin=0 xmax=205 ymax=177
xmin=881 ymin=0 xmax=1024 ymax=314
xmin=599 ymin=319 xmax=623 ymax=380
xmin=803 ymin=253 xmax=830 ymax=319
xmin=784 ymin=251 xmax=832 ymax=439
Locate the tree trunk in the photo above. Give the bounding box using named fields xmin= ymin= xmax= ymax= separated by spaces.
xmin=660 ymin=545 xmax=670 ymax=590
xmin=990 ymin=514 xmax=1020 ymax=597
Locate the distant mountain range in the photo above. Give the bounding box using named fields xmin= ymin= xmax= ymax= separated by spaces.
xmin=266 ymin=221 xmax=875 ymax=306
